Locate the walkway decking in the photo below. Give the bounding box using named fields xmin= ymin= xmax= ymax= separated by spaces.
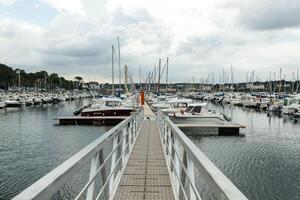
xmin=113 ymin=104 xmax=175 ymax=200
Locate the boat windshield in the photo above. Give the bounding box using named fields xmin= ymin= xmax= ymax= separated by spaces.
xmin=172 ymin=102 xmax=188 ymax=108
xmin=186 ymin=106 xmax=202 ymax=113
xmin=192 ymin=106 xmax=202 ymax=113
xmin=105 ymin=101 xmax=121 ymax=107
xmin=186 ymin=106 xmax=194 ymax=112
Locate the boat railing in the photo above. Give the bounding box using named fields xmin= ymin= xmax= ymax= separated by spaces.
xmin=13 ymin=108 xmax=144 ymax=200
xmin=157 ymin=109 xmax=248 ymax=200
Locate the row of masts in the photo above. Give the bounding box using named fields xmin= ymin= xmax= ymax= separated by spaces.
xmin=110 ymin=37 xmax=170 ymax=96
xmin=109 ymin=39 xmax=299 ymax=95
xmin=183 ymin=67 xmax=300 ymax=94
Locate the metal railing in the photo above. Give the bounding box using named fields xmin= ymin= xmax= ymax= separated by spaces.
xmin=157 ymin=110 xmax=248 ymax=200
xmin=13 ymin=108 xmax=144 ymax=200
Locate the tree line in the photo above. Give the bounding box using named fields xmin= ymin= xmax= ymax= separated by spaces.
xmin=0 ymin=63 xmax=83 ymax=90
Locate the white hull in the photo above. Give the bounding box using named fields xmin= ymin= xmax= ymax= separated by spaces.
xmin=0 ymin=101 xmax=5 ymax=108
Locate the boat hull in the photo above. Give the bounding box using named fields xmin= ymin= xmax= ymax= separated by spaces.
xmin=81 ymin=109 xmax=133 ymax=117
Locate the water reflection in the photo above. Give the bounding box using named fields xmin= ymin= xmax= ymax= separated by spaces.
xmin=0 ymin=100 xmax=109 ymax=200
xmin=189 ymin=102 xmax=300 ymax=200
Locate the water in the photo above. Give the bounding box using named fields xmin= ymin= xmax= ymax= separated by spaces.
xmin=0 ymin=100 xmax=111 ymax=199
xmin=1 ymin=101 xmax=300 ymax=200
xmin=189 ymin=103 xmax=300 ymax=200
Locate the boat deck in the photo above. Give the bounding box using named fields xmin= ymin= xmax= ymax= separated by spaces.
xmin=113 ymin=104 xmax=175 ymax=200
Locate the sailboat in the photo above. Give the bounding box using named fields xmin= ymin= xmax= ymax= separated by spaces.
xmin=79 ymin=38 xmax=135 ymax=117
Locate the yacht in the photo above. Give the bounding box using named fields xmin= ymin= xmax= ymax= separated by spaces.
xmin=168 ymin=103 xmax=229 ymax=124
xmin=160 ymin=98 xmax=192 ymax=114
xmin=80 ymin=97 xmax=134 ymax=117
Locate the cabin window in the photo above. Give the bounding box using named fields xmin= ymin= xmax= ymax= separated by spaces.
xmin=186 ymin=106 xmax=193 ymax=112
xmin=192 ymin=106 xmax=202 ymax=113
xmin=106 ymin=101 xmax=121 ymax=107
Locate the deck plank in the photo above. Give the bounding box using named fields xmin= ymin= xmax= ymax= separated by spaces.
xmin=113 ymin=105 xmax=174 ymax=200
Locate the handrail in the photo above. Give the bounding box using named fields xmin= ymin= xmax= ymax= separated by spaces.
xmin=157 ymin=109 xmax=248 ymax=200
xmin=13 ymin=108 xmax=144 ymax=200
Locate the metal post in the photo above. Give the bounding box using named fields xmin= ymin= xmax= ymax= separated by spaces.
xmin=109 ymin=134 xmax=118 ymax=195
xmin=187 ymin=154 xmax=196 ymax=200
xmin=86 ymin=153 xmax=99 ymax=200
xmin=121 ymin=127 xmax=127 ymax=167
xmin=174 ymin=136 xmax=180 ymax=196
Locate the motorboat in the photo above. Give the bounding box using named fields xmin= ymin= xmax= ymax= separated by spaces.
xmin=80 ymin=97 xmax=134 ymax=117
xmin=160 ymin=98 xmax=192 ymax=114
xmin=168 ymin=103 xmax=229 ymax=124
xmin=242 ymin=95 xmax=259 ymax=108
xmin=5 ymin=99 xmax=23 ymax=107
xmin=282 ymin=94 xmax=300 ymax=115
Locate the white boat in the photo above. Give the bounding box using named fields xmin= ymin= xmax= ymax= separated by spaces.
xmin=80 ymin=97 xmax=134 ymax=117
xmin=5 ymin=99 xmax=23 ymax=107
xmin=168 ymin=103 xmax=229 ymax=124
xmin=0 ymin=97 xmax=5 ymax=108
xmin=282 ymin=95 xmax=300 ymax=115
xmin=161 ymin=98 xmax=192 ymax=114
xmin=242 ymin=95 xmax=258 ymax=108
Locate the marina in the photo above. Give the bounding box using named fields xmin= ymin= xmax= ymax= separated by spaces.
xmin=1 ymin=1 xmax=300 ymax=199
xmin=0 ymin=93 xmax=299 ymax=199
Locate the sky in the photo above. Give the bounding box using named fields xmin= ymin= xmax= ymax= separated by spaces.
xmin=1 ymin=0 xmax=300 ymax=83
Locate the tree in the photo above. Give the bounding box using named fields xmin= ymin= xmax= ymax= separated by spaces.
xmin=75 ymin=76 xmax=83 ymax=82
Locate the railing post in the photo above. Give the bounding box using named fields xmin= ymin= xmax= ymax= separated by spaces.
xmin=134 ymin=114 xmax=137 ymax=137
xmin=109 ymin=134 xmax=118 ymax=196
xmin=129 ymin=121 xmax=134 ymax=150
xmin=174 ymin=136 xmax=181 ymax=197
xmin=86 ymin=152 xmax=99 ymax=200
xmin=187 ymin=154 xmax=196 ymax=200
xmin=121 ymin=127 xmax=127 ymax=168
xmin=163 ymin=120 xmax=168 ymax=145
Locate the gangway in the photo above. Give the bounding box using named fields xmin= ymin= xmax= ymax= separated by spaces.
xmin=13 ymin=104 xmax=247 ymax=200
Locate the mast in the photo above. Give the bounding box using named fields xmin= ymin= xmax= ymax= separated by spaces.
xmin=139 ymin=64 xmax=142 ymax=89
xmin=231 ymin=65 xmax=233 ymax=93
xmin=112 ymin=45 xmax=115 ymax=96
xmin=157 ymin=58 xmax=161 ymax=94
xmin=296 ymin=69 xmax=299 ymax=93
xmin=279 ymin=68 xmax=282 ymax=93
xmin=166 ymin=57 xmax=168 ymax=93
xmin=18 ymin=70 xmax=21 ymax=92
xmin=124 ymin=65 xmax=129 ymax=94
xmin=44 ymin=72 xmax=47 ymax=92
xmin=117 ymin=36 xmax=121 ymax=90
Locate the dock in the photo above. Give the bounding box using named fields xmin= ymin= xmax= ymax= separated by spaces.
xmin=176 ymin=123 xmax=246 ymax=136
xmin=55 ymin=116 xmax=127 ymax=125
xmin=13 ymin=103 xmax=248 ymax=200
xmin=114 ymin=104 xmax=175 ymax=199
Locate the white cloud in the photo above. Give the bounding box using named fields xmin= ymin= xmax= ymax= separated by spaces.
xmin=1 ymin=0 xmax=300 ymax=83
xmin=42 ymin=0 xmax=83 ymax=15
xmin=0 ymin=0 xmax=16 ymax=6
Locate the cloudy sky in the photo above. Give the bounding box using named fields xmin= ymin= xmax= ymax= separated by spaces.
xmin=1 ymin=0 xmax=300 ymax=83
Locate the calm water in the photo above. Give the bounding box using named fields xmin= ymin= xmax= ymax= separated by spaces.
xmin=189 ymin=103 xmax=300 ymax=200
xmin=0 ymin=100 xmax=111 ymax=199
xmin=0 ymin=101 xmax=300 ymax=200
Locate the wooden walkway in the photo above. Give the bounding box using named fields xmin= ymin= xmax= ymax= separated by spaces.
xmin=113 ymin=104 xmax=175 ymax=200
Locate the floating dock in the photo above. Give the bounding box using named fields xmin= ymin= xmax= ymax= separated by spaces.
xmin=55 ymin=116 xmax=127 ymax=125
xmin=176 ymin=123 xmax=246 ymax=136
